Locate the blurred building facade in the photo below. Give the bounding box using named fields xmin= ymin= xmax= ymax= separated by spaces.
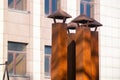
xmin=0 ymin=0 xmax=120 ymax=80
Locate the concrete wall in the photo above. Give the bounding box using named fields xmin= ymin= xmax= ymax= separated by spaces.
xmin=2 ymin=0 xmax=41 ymax=80
xmin=0 ymin=0 xmax=4 ymax=79
xmin=100 ymin=0 xmax=120 ymax=80
xmin=33 ymin=0 xmax=41 ymax=80
xmin=3 ymin=0 xmax=33 ymax=79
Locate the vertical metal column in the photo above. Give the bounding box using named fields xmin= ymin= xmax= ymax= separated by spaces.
xmin=67 ymin=23 xmax=77 ymax=80
xmin=48 ymin=9 xmax=102 ymax=80
xmin=51 ymin=23 xmax=68 ymax=80
xmin=48 ymin=9 xmax=71 ymax=80
xmin=91 ymin=32 xmax=99 ymax=80
xmin=88 ymin=19 xmax=102 ymax=80
xmin=72 ymin=14 xmax=93 ymax=80
xmin=76 ymin=27 xmax=92 ymax=80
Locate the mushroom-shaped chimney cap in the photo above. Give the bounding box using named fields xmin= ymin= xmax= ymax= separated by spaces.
xmin=48 ymin=9 xmax=72 ymax=19
xmin=72 ymin=14 xmax=93 ymax=24
xmin=67 ymin=22 xmax=78 ymax=29
xmin=88 ymin=19 xmax=103 ymax=27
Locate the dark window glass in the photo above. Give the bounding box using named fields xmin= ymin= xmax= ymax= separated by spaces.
xmin=45 ymin=0 xmax=49 ymax=14
xmin=80 ymin=3 xmax=84 ymax=15
xmin=8 ymin=0 xmax=13 ymax=4
xmin=8 ymin=0 xmax=14 ymax=8
xmin=44 ymin=46 xmax=51 ymax=76
xmin=45 ymin=46 xmax=51 ymax=54
xmin=8 ymin=54 xmax=13 ymax=74
xmin=84 ymin=0 xmax=90 ymax=1
xmin=86 ymin=4 xmax=90 ymax=17
xmin=8 ymin=0 xmax=26 ymax=11
xmin=45 ymin=0 xmax=59 ymax=15
xmin=80 ymin=0 xmax=91 ymax=17
xmin=8 ymin=42 xmax=26 ymax=51
xmin=45 ymin=57 xmax=49 ymax=73
xmin=52 ymin=0 xmax=57 ymax=13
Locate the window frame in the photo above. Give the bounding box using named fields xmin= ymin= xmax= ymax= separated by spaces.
xmin=80 ymin=0 xmax=94 ymax=17
xmin=44 ymin=46 xmax=51 ymax=77
xmin=8 ymin=50 xmax=26 ymax=76
xmin=8 ymin=0 xmax=27 ymax=11
xmin=45 ymin=0 xmax=60 ymax=15
xmin=45 ymin=54 xmax=51 ymax=77
xmin=8 ymin=42 xmax=27 ymax=76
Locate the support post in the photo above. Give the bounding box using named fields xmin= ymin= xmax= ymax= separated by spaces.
xmin=76 ymin=27 xmax=92 ymax=80
xmin=51 ymin=23 xmax=68 ymax=80
xmin=91 ymin=32 xmax=99 ymax=80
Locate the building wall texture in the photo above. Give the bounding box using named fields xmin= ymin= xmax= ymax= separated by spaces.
xmin=0 ymin=0 xmax=4 ymax=78
xmin=100 ymin=0 xmax=120 ymax=80
xmin=0 ymin=0 xmax=120 ymax=80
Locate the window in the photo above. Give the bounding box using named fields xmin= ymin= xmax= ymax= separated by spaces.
xmin=8 ymin=42 xmax=27 ymax=76
xmin=8 ymin=0 xmax=26 ymax=11
xmin=80 ymin=0 xmax=93 ymax=17
xmin=44 ymin=46 xmax=51 ymax=77
xmin=45 ymin=0 xmax=60 ymax=15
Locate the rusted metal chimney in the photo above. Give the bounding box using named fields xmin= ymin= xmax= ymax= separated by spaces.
xmin=72 ymin=14 xmax=102 ymax=80
xmin=48 ymin=9 xmax=102 ymax=80
xmin=48 ymin=9 xmax=72 ymax=80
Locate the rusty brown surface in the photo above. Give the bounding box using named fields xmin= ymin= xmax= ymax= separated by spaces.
xmin=51 ymin=23 xmax=68 ymax=80
xmin=91 ymin=32 xmax=99 ymax=80
xmin=67 ymin=33 xmax=76 ymax=80
xmin=51 ymin=23 xmax=99 ymax=80
xmin=76 ymin=27 xmax=92 ymax=80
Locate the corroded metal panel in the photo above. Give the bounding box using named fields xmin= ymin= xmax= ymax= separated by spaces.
xmin=67 ymin=33 xmax=76 ymax=80
xmin=91 ymin=32 xmax=99 ymax=80
xmin=76 ymin=27 xmax=92 ymax=80
xmin=51 ymin=24 xmax=99 ymax=80
xmin=51 ymin=23 xmax=68 ymax=80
